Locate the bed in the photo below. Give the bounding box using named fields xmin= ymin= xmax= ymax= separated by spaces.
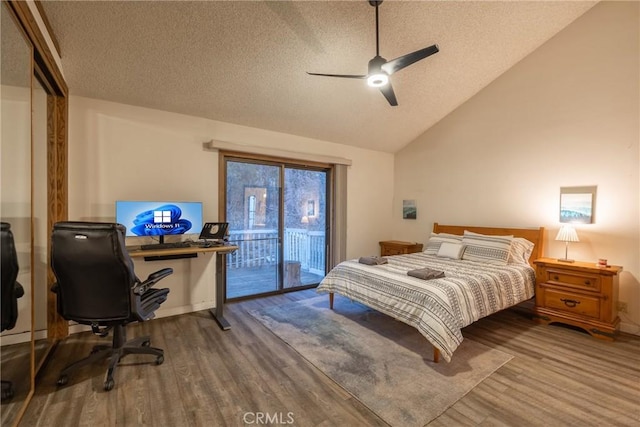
xmin=316 ymin=223 xmax=545 ymax=362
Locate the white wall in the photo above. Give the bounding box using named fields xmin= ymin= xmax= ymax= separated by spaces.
xmin=67 ymin=97 xmax=394 ymax=318
xmin=393 ymin=2 xmax=639 ymax=334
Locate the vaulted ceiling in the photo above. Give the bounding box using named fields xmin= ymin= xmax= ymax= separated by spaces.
xmin=41 ymin=0 xmax=596 ymax=153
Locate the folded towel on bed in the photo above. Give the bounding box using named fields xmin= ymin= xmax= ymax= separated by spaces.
xmin=358 ymin=256 xmax=389 ymax=265
xmin=407 ymin=267 xmax=445 ymax=280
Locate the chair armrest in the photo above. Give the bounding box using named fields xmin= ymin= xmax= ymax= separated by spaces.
xmin=133 ymin=268 xmax=173 ymax=295
xmin=15 ymin=282 xmax=24 ymax=299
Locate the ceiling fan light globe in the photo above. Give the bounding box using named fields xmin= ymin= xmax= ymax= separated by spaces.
xmin=367 ymin=73 xmax=389 ymax=87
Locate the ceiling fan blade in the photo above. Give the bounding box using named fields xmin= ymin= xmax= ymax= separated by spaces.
xmin=381 ymin=44 xmax=439 ymax=75
xmin=307 ymin=72 xmax=367 ymax=79
xmin=379 ymin=81 xmax=398 ymax=106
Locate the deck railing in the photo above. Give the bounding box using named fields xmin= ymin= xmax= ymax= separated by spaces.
xmin=227 ymin=228 xmax=325 ymax=275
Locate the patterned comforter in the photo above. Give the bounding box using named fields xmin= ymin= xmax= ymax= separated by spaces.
xmin=316 ymin=252 xmax=536 ymax=362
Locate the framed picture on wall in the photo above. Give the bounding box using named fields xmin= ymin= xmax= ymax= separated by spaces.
xmin=560 ymin=186 xmax=596 ymax=224
xmin=403 ymin=200 xmax=417 ymax=219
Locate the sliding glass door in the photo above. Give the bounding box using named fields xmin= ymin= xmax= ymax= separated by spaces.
xmin=223 ymin=156 xmax=328 ymax=300
xmin=282 ymin=168 xmax=327 ymax=290
xmin=225 ymin=160 xmax=280 ymax=298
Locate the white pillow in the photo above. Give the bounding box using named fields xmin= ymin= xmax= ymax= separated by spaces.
xmin=461 ymin=230 xmax=513 ymax=265
xmin=508 ymin=237 xmax=535 ymax=265
xmin=437 ymin=242 xmax=465 ymax=259
xmin=424 ymin=233 xmax=463 ymax=255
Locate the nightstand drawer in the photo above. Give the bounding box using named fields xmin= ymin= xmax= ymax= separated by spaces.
xmin=544 ymin=288 xmax=600 ymax=318
xmin=546 ymin=268 xmax=601 ymax=292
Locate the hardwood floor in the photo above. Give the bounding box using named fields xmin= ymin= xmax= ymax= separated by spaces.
xmin=20 ymin=289 xmax=639 ymax=426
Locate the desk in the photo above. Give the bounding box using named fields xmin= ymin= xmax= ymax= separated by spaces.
xmin=128 ymin=244 xmax=238 ymax=330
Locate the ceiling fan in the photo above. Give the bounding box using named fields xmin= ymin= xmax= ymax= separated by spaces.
xmin=307 ymin=0 xmax=439 ymax=106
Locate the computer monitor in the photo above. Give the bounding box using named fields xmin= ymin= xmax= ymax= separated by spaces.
xmin=115 ymin=200 xmax=203 ymax=244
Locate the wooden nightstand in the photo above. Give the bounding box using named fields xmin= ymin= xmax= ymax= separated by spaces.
xmin=533 ymin=257 xmax=622 ymax=340
xmin=379 ymin=240 xmax=423 ymax=256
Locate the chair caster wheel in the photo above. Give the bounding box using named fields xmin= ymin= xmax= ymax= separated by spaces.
xmin=142 ymin=340 xmax=150 ymax=347
xmin=104 ymin=378 xmax=115 ymax=391
xmin=57 ymin=375 xmax=68 ymax=386
xmin=156 ymin=355 xmax=164 ymax=365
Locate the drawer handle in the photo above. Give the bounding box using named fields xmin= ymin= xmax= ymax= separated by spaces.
xmin=561 ymin=298 xmax=581 ymax=308
xmin=551 ymin=275 xmax=593 ymax=286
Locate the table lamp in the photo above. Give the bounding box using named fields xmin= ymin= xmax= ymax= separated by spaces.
xmin=556 ymin=225 xmax=579 ymax=263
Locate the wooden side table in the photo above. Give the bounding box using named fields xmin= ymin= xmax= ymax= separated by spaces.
xmin=533 ymin=257 xmax=622 ymax=340
xmin=379 ymin=240 xmax=423 ymax=256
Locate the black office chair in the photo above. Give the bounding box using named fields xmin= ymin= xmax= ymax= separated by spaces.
xmin=51 ymin=221 xmax=172 ymax=391
xmin=1 ymin=222 xmax=25 ymax=400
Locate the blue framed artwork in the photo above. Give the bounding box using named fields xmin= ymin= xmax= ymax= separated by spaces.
xmin=560 ymin=186 xmax=596 ymax=224
xmin=402 ymin=200 xmax=417 ymax=220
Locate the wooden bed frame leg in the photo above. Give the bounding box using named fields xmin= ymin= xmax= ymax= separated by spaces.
xmin=433 ymin=347 xmax=440 ymax=363
xmin=329 ymin=292 xmax=334 ymax=309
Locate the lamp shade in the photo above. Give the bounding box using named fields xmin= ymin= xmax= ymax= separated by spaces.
xmin=555 ymin=225 xmax=579 ymax=243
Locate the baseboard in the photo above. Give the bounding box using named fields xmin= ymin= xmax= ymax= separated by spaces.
xmin=65 ymin=302 xmax=217 ymax=335
xmin=0 ymin=330 xmax=31 ymax=345
xmin=619 ymin=321 xmax=640 ymax=336
xmin=154 ymin=301 xmax=216 ymax=319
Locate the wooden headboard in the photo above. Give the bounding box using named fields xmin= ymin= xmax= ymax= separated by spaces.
xmin=432 ymin=223 xmax=545 ymax=267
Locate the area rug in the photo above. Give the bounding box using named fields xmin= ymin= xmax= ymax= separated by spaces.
xmin=250 ymin=295 xmax=513 ymax=427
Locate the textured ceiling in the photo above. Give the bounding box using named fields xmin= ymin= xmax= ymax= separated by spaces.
xmin=41 ymin=0 xmax=596 ymax=153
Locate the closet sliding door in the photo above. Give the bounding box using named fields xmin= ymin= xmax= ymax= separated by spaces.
xmin=1 ymin=2 xmax=68 ymax=425
xmin=0 ymin=4 xmax=33 ymax=424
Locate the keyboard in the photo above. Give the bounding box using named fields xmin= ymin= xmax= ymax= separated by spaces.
xmin=140 ymin=241 xmax=192 ymax=251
